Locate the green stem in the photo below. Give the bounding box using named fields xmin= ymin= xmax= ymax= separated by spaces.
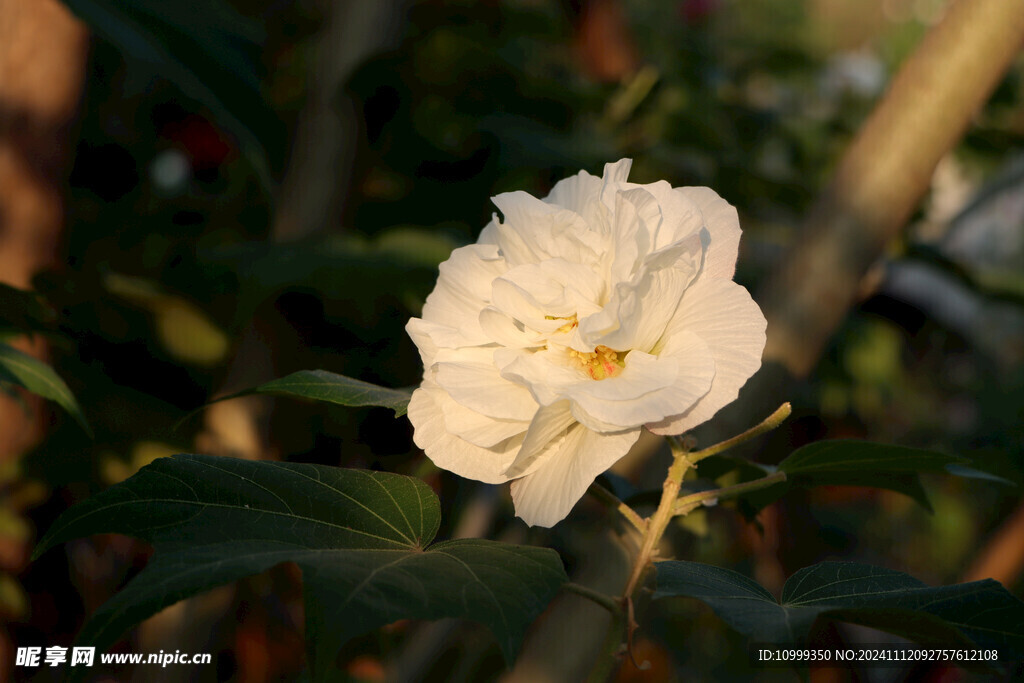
xmin=621 ymin=438 xmax=692 ymax=602
xmin=673 ymin=471 xmax=787 ymax=516
xmin=562 ymin=582 xmax=623 ymax=617
xmin=587 ymin=482 xmax=646 ymax=533
xmin=687 ymin=403 xmax=791 ymax=464
xmin=588 ymin=406 xmax=791 ymax=680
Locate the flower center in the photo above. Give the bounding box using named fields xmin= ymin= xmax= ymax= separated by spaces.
xmin=568 ymin=345 xmax=626 ymax=380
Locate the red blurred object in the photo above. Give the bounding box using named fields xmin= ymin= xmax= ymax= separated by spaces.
xmin=572 ymin=0 xmax=640 ymax=82
xmin=613 ymin=637 xmax=674 ymax=682
xmin=236 ymin=616 xmax=271 ymax=683
xmin=679 ymin=0 xmax=719 ymax=25
xmin=347 ymin=654 xmax=386 ymax=681
xmin=160 ymin=114 xmax=234 ymax=170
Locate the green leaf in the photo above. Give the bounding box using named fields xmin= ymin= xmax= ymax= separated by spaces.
xmin=654 ymin=561 xmax=1024 ymax=657
xmin=373 ymin=227 xmax=463 ymax=268
xmin=224 ymin=369 xmax=413 ymax=417
xmin=0 ymin=343 xmax=92 ymax=437
xmin=34 ymin=455 xmax=564 ymax=676
xmin=778 ymin=441 xmax=1006 ymax=480
xmin=60 ymin=0 xmax=278 ymax=191
xmin=740 ymin=440 xmax=1012 ymax=512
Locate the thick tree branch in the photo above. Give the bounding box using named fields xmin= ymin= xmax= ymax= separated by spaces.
xmin=760 ymin=0 xmax=1024 ymax=376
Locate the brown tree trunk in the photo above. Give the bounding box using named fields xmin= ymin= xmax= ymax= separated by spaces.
xmin=0 ymin=0 xmax=89 ymax=460
xmin=759 ymin=0 xmax=1024 ymax=376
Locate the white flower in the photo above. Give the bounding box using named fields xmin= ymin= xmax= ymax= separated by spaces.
xmin=406 ymin=159 xmax=766 ymax=527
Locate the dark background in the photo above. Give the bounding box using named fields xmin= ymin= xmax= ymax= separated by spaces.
xmin=3 ymin=0 xmax=1024 ymax=680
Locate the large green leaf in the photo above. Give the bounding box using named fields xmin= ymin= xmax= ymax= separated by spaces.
xmin=60 ymin=0 xmax=278 ymax=190
xmin=655 ymin=561 xmax=1024 ymax=657
xmin=0 ymin=342 xmax=92 ymax=437
xmin=217 ymin=369 xmax=413 ymax=417
xmin=35 ymin=455 xmax=565 ymax=677
xmin=741 ymin=440 xmax=1012 ymax=512
xmin=778 ymin=440 xmax=1009 ymax=482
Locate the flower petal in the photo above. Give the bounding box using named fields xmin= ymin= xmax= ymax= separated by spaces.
xmin=420 ymin=243 xmax=508 ymax=347
xmin=434 ymin=347 xmax=539 ymax=421
xmin=503 ymin=400 xmax=576 ymax=478
xmin=569 ymin=339 xmax=714 ymax=429
xmin=509 ymin=425 xmax=641 ymax=527
xmin=491 ymin=259 xmax=605 ymax=329
xmin=494 ymin=346 xmax=589 ymax=407
xmin=603 ymin=158 xmax=633 ymax=184
xmin=490 ymin=192 xmax=602 ymax=267
xmin=629 ymin=180 xmax=705 ymax=252
xmin=577 ymin=251 xmax=701 ymax=353
xmin=478 ymin=306 xmax=541 ymax=348
xmin=405 ymin=317 xmax=439 ymax=367
xmin=598 ymin=158 xmax=635 ymax=210
xmin=490 ymin=276 xmax=565 ymax=331
xmin=407 ymin=318 xmax=479 ymax=356
xmin=676 ymin=186 xmax=741 ymax=281
xmin=408 ymin=382 xmax=523 ymax=484
xmin=545 ymin=169 xmax=600 ymax=209
xmin=440 ymin=392 xmax=529 ymax=447
xmin=646 ymin=279 xmax=766 ymax=435
xmin=569 ymin=350 xmax=678 ymax=402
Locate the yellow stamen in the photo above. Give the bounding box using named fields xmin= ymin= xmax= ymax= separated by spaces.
xmin=569 ymin=345 xmax=625 ymax=380
xmin=545 ymin=314 xmax=579 ymax=335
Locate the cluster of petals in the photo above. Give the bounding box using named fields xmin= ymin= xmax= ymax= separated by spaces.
xmin=407 ymin=159 xmax=766 ymax=527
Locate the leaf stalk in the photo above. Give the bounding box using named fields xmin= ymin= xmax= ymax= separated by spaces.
xmin=587 ymin=482 xmax=646 ymax=533
xmin=673 ymin=471 xmax=787 ymax=516
xmin=687 ymin=402 xmax=791 ymax=464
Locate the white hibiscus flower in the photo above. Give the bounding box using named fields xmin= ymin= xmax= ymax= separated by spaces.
xmin=406 ymin=159 xmax=766 ymax=527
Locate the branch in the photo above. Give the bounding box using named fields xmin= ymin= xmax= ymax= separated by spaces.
xmin=687 ymin=403 xmax=791 ymax=464
xmin=587 ymin=482 xmax=646 ymax=533
xmin=673 ymin=472 xmax=787 ymax=516
xmin=760 ymin=0 xmax=1024 ymax=377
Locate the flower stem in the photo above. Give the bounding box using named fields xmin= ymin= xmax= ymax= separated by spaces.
xmin=621 ymin=437 xmax=693 ymax=601
xmin=673 ymin=471 xmax=787 ymax=516
xmin=687 ymin=402 xmax=792 ymax=464
xmin=587 ymin=482 xmax=646 ymax=533
xmin=589 ymin=406 xmax=791 ymax=680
